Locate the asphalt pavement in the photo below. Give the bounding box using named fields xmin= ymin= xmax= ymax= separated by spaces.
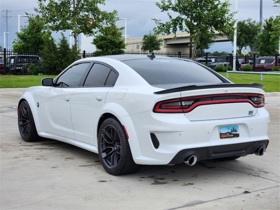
xmin=0 ymin=88 xmax=279 ymax=210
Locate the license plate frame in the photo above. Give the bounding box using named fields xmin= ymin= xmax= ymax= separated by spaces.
xmin=219 ymin=125 xmax=239 ymax=139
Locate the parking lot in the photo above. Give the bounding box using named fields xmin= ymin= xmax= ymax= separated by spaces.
xmin=0 ymin=88 xmax=279 ymax=210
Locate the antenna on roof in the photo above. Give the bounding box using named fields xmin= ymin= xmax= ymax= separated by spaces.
xmin=147 ymin=52 xmax=155 ymax=60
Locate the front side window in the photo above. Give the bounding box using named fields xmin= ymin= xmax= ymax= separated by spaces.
xmin=56 ymin=62 xmax=90 ymax=87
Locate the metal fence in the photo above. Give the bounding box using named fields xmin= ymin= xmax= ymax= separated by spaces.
xmin=201 ymin=53 xmax=279 ymax=71
xmin=0 ymin=49 xmax=41 ymax=74
xmin=1 ymin=48 xmax=279 ymax=75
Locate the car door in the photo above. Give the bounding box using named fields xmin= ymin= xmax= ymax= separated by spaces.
xmin=39 ymin=62 xmax=91 ymax=139
xmin=70 ymin=63 xmax=118 ymax=146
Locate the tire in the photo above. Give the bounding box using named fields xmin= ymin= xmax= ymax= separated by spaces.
xmin=98 ymin=118 xmax=139 ymax=175
xmin=18 ymin=101 xmax=40 ymax=142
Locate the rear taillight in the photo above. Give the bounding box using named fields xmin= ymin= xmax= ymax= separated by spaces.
xmin=153 ymin=98 xmax=192 ymax=113
xmin=153 ymin=93 xmax=265 ymax=113
xmin=249 ymin=95 xmax=265 ymax=107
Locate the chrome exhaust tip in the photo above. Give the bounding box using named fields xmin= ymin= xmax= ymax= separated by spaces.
xmin=255 ymin=146 xmax=266 ymax=156
xmin=184 ymin=155 xmax=198 ymax=166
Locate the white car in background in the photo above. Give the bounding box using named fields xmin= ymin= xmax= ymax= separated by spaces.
xmin=18 ymin=54 xmax=270 ymax=175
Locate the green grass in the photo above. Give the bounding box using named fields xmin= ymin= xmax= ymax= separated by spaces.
xmin=0 ymin=73 xmax=279 ymax=92
xmin=220 ymin=73 xmax=280 ymax=92
xmin=0 ymin=75 xmax=55 ymax=88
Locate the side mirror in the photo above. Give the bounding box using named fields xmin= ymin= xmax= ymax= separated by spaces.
xmin=42 ymin=78 xmax=53 ymax=86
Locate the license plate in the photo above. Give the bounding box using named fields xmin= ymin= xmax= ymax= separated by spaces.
xmin=219 ymin=125 xmax=239 ymax=139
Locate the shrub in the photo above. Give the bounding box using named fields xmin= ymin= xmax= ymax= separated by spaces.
xmin=242 ymin=64 xmax=252 ymax=71
xmin=227 ymin=66 xmax=233 ymax=70
xmin=214 ymin=64 xmax=227 ymax=72
xmin=272 ymin=66 xmax=280 ymax=71
xmin=28 ymin=64 xmax=43 ymax=75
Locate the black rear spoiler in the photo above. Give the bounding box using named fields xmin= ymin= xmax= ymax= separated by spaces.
xmin=154 ymin=83 xmax=264 ymax=94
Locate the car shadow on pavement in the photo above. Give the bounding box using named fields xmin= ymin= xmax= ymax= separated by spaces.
xmin=17 ymin=137 xmax=269 ymax=187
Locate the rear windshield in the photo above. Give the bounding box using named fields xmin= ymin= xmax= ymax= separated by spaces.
xmin=123 ymin=58 xmax=225 ymax=87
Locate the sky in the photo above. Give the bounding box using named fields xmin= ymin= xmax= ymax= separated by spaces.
xmin=0 ymin=0 xmax=279 ymax=53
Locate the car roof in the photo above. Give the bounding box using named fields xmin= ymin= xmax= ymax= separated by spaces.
xmin=82 ymin=54 xmax=187 ymax=62
xmin=104 ymin=54 xmax=165 ymax=61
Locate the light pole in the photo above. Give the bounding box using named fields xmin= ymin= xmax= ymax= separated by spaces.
xmin=273 ymin=4 xmax=280 ymax=54
xmin=233 ymin=0 xmax=238 ymax=71
xmin=119 ymin=18 xmax=127 ymax=44
xmin=3 ymin=32 xmax=9 ymax=49
xmin=18 ymin=14 xmax=28 ymax=32
xmin=278 ymin=27 xmax=280 ymax=56
xmin=260 ymin=0 xmax=263 ymax=31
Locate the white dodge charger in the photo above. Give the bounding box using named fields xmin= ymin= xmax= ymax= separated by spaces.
xmin=18 ymin=55 xmax=270 ymax=175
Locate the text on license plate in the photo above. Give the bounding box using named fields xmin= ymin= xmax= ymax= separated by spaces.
xmin=219 ymin=125 xmax=239 ymax=139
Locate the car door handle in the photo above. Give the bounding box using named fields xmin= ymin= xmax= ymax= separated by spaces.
xmin=96 ymin=96 xmax=103 ymax=102
xmin=65 ymin=97 xmax=70 ymax=102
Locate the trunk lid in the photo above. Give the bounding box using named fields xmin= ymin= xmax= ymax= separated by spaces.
xmin=154 ymin=84 xmax=264 ymax=121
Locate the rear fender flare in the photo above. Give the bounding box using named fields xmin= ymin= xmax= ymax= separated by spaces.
xmin=100 ymin=103 xmax=142 ymax=161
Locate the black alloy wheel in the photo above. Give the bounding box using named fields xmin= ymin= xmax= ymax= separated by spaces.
xmin=18 ymin=101 xmax=39 ymax=142
xmin=98 ymin=118 xmax=138 ymax=175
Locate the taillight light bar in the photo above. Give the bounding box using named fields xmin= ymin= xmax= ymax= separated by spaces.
xmin=153 ymin=93 xmax=265 ymax=113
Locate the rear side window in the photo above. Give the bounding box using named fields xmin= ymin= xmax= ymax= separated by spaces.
xmin=84 ymin=63 xmax=118 ymax=87
xmin=123 ymin=58 xmax=224 ymax=86
xmin=105 ymin=71 xmax=118 ymax=86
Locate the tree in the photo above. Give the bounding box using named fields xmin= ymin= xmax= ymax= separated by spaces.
xmin=141 ymin=33 xmax=163 ymax=52
xmin=92 ymin=25 xmax=125 ymax=56
xmin=153 ymin=0 xmax=235 ymax=58
xmin=40 ymin=36 xmax=58 ymax=74
xmin=235 ymin=19 xmax=260 ymax=55
xmin=271 ymin=16 xmax=280 ymax=55
xmin=40 ymin=34 xmax=78 ymax=74
xmin=258 ymin=17 xmax=279 ymax=55
xmin=13 ymin=15 xmax=51 ymax=54
xmin=57 ymin=34 xmax=78 ymax=71
xmin=36 ymin=0 xmax=118 ymax=49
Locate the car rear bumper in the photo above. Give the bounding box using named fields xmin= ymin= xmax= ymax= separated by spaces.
xmin=127 ymin=107 xmax=270 ymax=165
xmin=169 ymin=139 xmax=269 ymax=164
